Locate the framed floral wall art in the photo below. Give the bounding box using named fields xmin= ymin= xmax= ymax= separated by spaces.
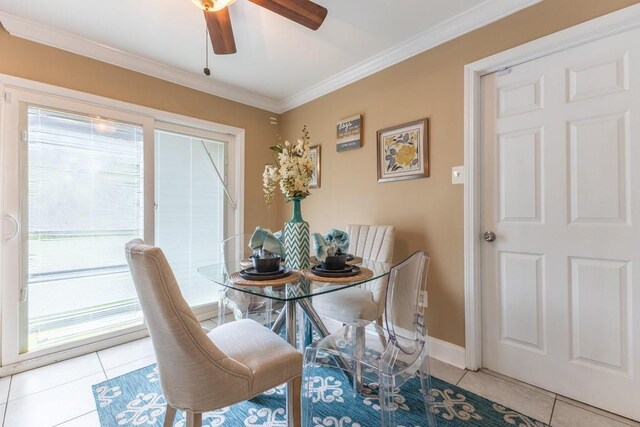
xmin=376 ymin=118 xmax=429 ymax=183
xmin=309 ymin=145 xmax=321 ymax=189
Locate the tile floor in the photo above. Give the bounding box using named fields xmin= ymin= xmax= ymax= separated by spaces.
xmin=0 ymin=318 xmax=637 ymax=427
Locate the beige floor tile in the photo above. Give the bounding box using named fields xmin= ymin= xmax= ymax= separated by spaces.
xmin=9 ymin=353 xmax=103 ymax=401
xmin=200 ymin=319 xmax=217 ymax=331
xmin=457 ymin=370 xmax=555 ymax=424
xmin=0 ymin=376 xmax=11 ymax=404
xmin=223 ymin=313 xmax=237 ymax=324
xmin=4 ymin=373 xmax=105 ymax=427
xmin=551 ymin=400 xmax=635 ymax=427
xmin=97 ymin=337 xmax=154 ymax=371
xmin=55 ymin=410 xmax=101 ymax=427
xmin=105 ymin=354 xmax=156 ymax=379
xmin=480 ymin=368 xmax=556 ymax=398
xmin=555 ymin=396 xmax=640 ymax=426
xmin=429 ymin=358 xmax=466 ymax=385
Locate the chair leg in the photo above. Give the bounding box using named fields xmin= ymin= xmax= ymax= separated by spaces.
xmin=163 ymin=404 xmax=177 ymax=427
xmin=185 ymin=411 xmax=202 ymax=427
xmin=376 ymin=316 xmax=387 ymax=348
xmin=418 ymin=355 xmax=437 ymax=426
xmin=379 ymin=373 xmax=396 ymax=427
xmin=218 ymin=289 xmax=227 ymax=325
xmin=265 ymin=298 xmax=273 ymax=325
xmin=351 ymin=323 xmax=365 ymax=395
xmin=302 ymin=345 xmax=318 ymax=427
xmin=287 ymin=375 xmax=302 ymax=427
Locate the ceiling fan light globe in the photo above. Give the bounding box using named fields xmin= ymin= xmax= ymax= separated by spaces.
xmin=213 ymin=0 xmax=237 ymax=11
xmin=191 ymin=0 xmax=237 ymax=12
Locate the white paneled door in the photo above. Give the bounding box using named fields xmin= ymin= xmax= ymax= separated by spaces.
xmin=481 ymin=27 xmax=640 ymax=420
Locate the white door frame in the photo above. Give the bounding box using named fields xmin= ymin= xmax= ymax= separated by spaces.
xmin=463 ymin=4 xmax=640 ymax=370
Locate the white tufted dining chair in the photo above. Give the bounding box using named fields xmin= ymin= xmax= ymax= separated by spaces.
xmin=125 ymin=239 xmax=302 ymax=427
xmin=347 ymin=224 xmax=395 ymax=263
xmin=312 ymin=225 xmax=395 ymax=330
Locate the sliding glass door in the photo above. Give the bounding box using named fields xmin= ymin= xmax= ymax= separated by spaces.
xmin=1 ymin=85 xmax=240 ymax=367
xmin=1 ymin=88 xmax=153 ymax=364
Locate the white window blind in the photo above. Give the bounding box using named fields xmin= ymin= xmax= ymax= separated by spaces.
xmin=155 ymin=128 xmax=226 ymax=308
xmin=23 ymin=106 xmax=144 ymax=353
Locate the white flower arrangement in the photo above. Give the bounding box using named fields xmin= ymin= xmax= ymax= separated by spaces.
xmin=263 ymin=126 xmax=314 ymax=207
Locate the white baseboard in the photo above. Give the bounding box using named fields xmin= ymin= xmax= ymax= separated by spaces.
xmin=429 ymin=337 xmax=466 ymax=370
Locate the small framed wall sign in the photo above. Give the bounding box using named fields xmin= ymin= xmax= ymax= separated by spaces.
xmin=377 ymin=118 xmax=429 ymax=183
xmin=336 ymin=115 xmax=362 ymax=152
xmin=309 ymin=145 xmax=321 ymax=189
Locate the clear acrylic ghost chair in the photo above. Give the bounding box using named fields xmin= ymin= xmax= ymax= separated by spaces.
xmin=219 ymin=234 xmax=284 ymax=325
xmin=302 ymin=251 xmax=436 ymax=427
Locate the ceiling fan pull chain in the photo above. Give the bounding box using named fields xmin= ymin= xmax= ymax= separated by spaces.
xmin=204 ymin=26 xmax=211 ymax=76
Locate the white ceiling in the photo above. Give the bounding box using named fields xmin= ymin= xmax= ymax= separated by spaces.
xmin=0 ymin=0 xmax=539 ymax=112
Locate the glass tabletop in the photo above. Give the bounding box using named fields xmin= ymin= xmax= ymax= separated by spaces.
xmin=197 ymin=259 xmax=392 ymax=302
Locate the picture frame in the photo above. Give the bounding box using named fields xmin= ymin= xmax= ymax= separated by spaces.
xmin=336 ymin=114 xmax=362 ymax=152
xmin=309 ymin=145 xmax=321 ymax=189
xmin=376 ymin=118 xmax=429 ymax=183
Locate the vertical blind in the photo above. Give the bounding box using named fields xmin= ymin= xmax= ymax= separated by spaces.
xmin=155 ymin=129 xmax=226 ymax=308
xmin=24 ymin=106 xmax=144 ymax=353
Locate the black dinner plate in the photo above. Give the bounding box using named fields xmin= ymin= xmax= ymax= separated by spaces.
xmin=242 ymin=266 xmax=286 ymax=276
xmin=239 ymin=267 xmax=292 ymax=281
xmin=310 ymin=254 xmax=355 ymax=264
xmin=311 ymin=265 xmax=360 ymax=278
xmin=314 ymin=265 xmax=354 ymax=274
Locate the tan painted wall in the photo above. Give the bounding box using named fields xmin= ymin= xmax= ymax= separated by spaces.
xmin=0 ymin=27 xmax=284 ymax=232
xmin=280 ymin=0 xmax=640 ymax=347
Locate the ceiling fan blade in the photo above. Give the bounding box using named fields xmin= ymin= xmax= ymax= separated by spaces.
xmin=248 ymin=0 xmax=327 ymax=30
xmin=204 ymin=8 xmax=237 ymax=55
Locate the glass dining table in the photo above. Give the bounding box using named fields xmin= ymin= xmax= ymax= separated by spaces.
xmin=198 ymin=258 xmax=392 ymax=347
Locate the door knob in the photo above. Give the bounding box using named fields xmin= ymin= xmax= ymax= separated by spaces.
xmin=483 ymin=231 xmax=496 ymax=242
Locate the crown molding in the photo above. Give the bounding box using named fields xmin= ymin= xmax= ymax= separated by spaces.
xmin=0 ymin=11 xmax=281 ymax=113
xmin=1 ymin=0 xmax=541 ymax=114
xmin=278 ymin=0 xmax=542 ymax=112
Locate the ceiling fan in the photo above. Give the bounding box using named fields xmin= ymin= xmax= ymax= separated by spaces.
xmin=192 ymin=0 xmax=328 ymax=55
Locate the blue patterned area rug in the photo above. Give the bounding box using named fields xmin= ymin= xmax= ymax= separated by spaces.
xmin=93 ymin=364 xmax=547 ymax=426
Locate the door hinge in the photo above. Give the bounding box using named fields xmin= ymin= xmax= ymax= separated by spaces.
xmin=20 ymin=287 xmax=28 ymax=302
xmin=3 ymin=92 xmax=11 ymax=103
xmin=21 ymin=130 xmax=28 ymax=143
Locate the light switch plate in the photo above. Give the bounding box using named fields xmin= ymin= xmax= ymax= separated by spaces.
xmin=452 ymin=166 xmax=464 ymax=184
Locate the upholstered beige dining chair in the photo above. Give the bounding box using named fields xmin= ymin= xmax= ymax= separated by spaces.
xmin=125 ymin=239 xmax=302 ymax=427
xmin=313 ymin=224 xmax=395 ymax=329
